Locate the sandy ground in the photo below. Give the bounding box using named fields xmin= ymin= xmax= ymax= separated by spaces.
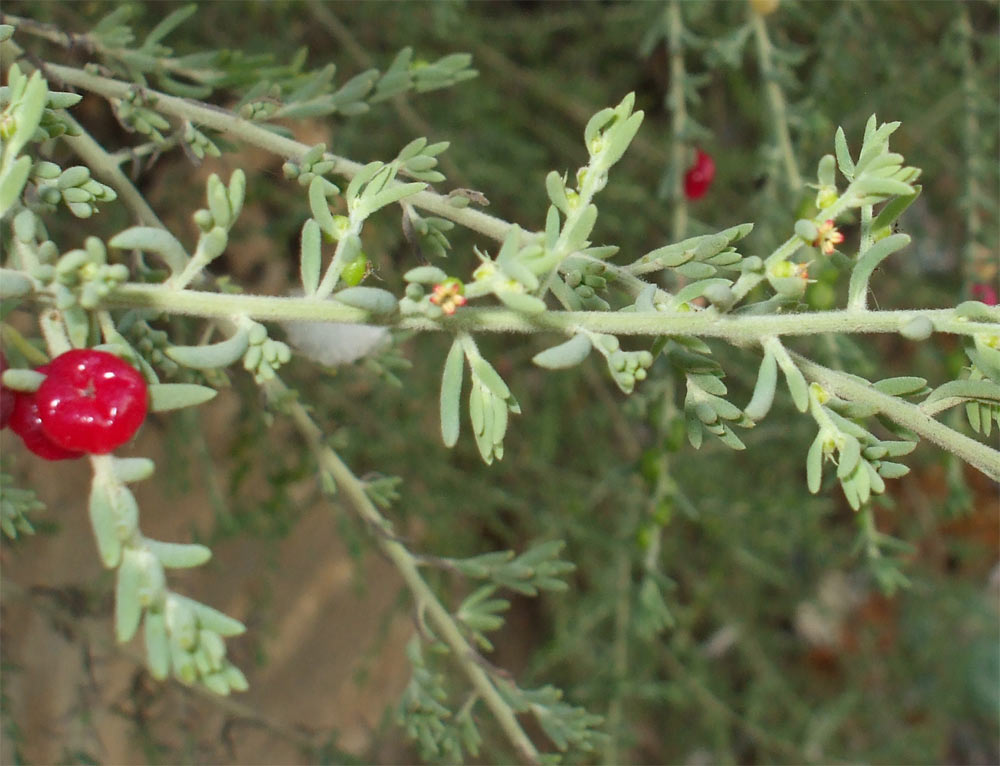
xmin=1 ymin=389 xmax=416 ymax=765
xmin=0 ymin=121 xmax=423 ymax=764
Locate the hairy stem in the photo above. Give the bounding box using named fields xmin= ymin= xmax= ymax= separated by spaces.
xmin=68 ymin=281 xmax=999 ymax=340
xmin=41 ymin=62 xmax=519 ymax=244
xmin=666 ymin=0 xmax=688 ymax=240
xmin=794 ymin=354 xmax=1000 ymax=481
xmin=659 ymin=643 xmax=829 ymax=764
xmin=603 ymin=528 xmax=634 ymax=765
xmin=750 ymin=9 xmax=802 ymax=192
xmin=272 ymin=376 xmax=541 ymax=765
xmin=957 ymin=5 xmax=992 ymax=295
xmin=59 ymin=113 xmax=165 ymax=228
xmin=302 ymin=0 xmax=469 ymax=187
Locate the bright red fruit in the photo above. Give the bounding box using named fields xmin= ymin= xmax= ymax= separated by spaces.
xmin=0 ymin=353 xmax=14 ymax=429
xmin=9 ymin=364 xmax=84 ymax=460
xmin=971 ymin=282 xmax=998 ymax=306
xmin=36 ymin=349 xmax=148 ymax=454
xmin=684 ymin=149 xmax=716 ymax=200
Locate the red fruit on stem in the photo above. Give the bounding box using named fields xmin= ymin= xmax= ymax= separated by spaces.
xmin=971 ymin=282 xmax=998 ymax=306
xmin=684 ymin=149 xmax=716 ymax=200
xmin=36 ymin=349 xmax=148 ymax=454
xmin=9 ymin=364 xmax=85 ymax=460
xmin=0 ymin=353 xmax=15 ymax=429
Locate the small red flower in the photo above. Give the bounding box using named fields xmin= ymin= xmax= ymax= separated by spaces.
xmin=684 ymin=149 xmax=716 ymax=200
xmin=9 ymin=364 xmax=84 ymax=461
xmin=429 ymin=278 xmax=467 ymax=316
xmin=813 ymin=219 xmax=845 ymax=255
xmin=36 ymin=349 xmax=148 ymax=454
xmin=0 ymin=353 xmax=15 ymax=430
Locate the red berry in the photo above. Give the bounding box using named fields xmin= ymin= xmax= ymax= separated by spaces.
xmin=683 ymin=149 xmax=716 ymax=200
xmin=971 ymin=282 xmax=998 ymax=306
xmin=9 ymin=364 xmax=84 ymax=461
xmin=36 ymin=349 xmax=148 ymax=454
xmin=0 ymin=353 xmax=14 ymax=429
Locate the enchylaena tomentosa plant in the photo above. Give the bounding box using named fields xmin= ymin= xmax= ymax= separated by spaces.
xmin=0 ymin=5 xmax=998 ymax=764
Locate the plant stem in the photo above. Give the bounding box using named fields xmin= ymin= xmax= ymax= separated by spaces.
xmin=750 ymin=10 xmax=802 ymax=193
xmin=18 ymin=62 xmax=542 ymax=746
xmin=794 ymin=354 xmax=1000 ymax=481
xmin=59 ymin=113 xmax=165 ymax=228
xmin=763 ymin=233 xmax=804 ymax=267
xmin=667 ymin=0 xmax=688 ymax=240
xmin=78 ymin=281 xmax=1000 ymax=340
xmin=659 ymin=644 xmax=825 ymax=764
xmin=38 ymin=308 xmax=71 ymax=355
xmin=464 ymin=21 xmax=669 ymax=170
xmin=1 ymin=12 xmax=220 ymax=85
xmin=302 ymin=0 xmax=469 ymax=187
xmin=0 ymin=323 xmax=49 ymax=365
xmin=603 ymin=527 xmax=634 ymax=766
xmin=957 ymin=5 xmax=992 ymax=295
xmin=41 ymin=62 xmax=520 ymax=244
xmin=273 ymin=377 xmax=542 ymax=765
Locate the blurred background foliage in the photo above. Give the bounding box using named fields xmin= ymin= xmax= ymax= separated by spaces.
xmin=2 ymin=1 xmax=998 ymax=764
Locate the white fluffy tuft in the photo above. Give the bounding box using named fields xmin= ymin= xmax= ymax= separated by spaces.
xmin=283 ymin=321 xmax=390 ymax=366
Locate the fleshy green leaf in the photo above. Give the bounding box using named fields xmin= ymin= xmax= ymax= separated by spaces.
xmin=562 ymin=204 xmax=598 ymax=252
xmin=89 ymin=479 xmax=122 ymax=568
xmin=148 ymin=383 xmax=218 ymax=412
xmin=834 ymin=126 xmax=855 ymax=179
xmin=143 ymin=3 xmax=197 ymax=46
xmin=744 ymin=350 xmax=778 ymax=422
xmin=111 ymin=457 xmax=155 ymax=483
xmin=924 ymin=379 xmax=1000 ymax=406
xmin=532 ymin=334 xmax=593 ymax=370
xmin=300 ymin=219 xmax=321 ymax=295
xmin=115 ymin=549 xmax=145 ymax=642
xmin=877 ymin=461 xmax=911 ymax=479
xmin=807 ymin=434 xmax=824 ymax=493
xmin=184 ymin=597 xmax=246 ymax=637
xmin=0 ymin=269 xmax=34 ymax=298
xmin=871 ymin=186 xmax=921 ymax=233
xmin=847 ymin=233 xmax=910 ymax=309
xmin=496 ymin=290 xmax=547 ymax=313
xmin=144 ymin=611 xmax=170 ymax=679
xmin=440 ymin=338 xmax=464 ymax=448
xmin=872 ymin=376 xmax=927 ymax=397
xmin=308 ymin=176 xmax=336 ymax=235
xmin=147 ymin=540 xmax=212 ymax=568
xmin=334 ymin=286 xmax=398 ymax=314
xmin=470 ymin=357 xmax=510 ymax=400
xmin=110 ymin=226 xmax=190 ymax=275
xmin=0 ymin=156 xmax=33 ymax=217
xmin=837 ymin=435 xmax=862 ymax=479
xmin=166 ymin=328 xmax=250 ymax=369
xmin=362 ymin=181 xmax=426 ymax=217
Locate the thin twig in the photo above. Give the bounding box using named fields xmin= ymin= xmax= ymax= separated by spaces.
xmin=794 ymin=353 xmax=1000 ymax=482
xmin=42 ymin=62 xmax=520 ymax=244
xmin=303 ymin=0 xmax=469 ymax=187
xmin=750 ymin=9 xmax=802 ymax=193
xmin=667 ymin=0 xmax=689 ymax=240
xmin=270 ymin=376 xmax=543 ymax=765
xmin=58 ymin=113 xmax=165 ymax=228
xmin=659 ymin=644 xmax=835 ymax=764
xmin=38 ymin=96 xmax=544 ymax=761
xmin=603 ymin=529 xmax=634 ymax=765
